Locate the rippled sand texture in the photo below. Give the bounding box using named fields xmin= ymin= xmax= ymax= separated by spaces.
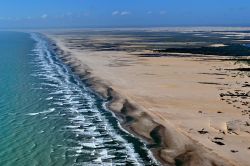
xmin=45 ymin=29 xmax=250 ymax=166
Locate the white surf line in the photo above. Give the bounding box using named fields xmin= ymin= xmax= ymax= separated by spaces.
xmin=30 ymin=33 xmax=152 ymax=165
xmin=27 ymin=108 xmax=55 ymax=116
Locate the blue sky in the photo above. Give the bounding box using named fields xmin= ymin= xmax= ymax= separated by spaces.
xmin=0 ymin=0 xmax=250 ymax=28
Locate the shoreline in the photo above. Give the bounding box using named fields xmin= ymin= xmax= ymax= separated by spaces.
xmin=48 ymin=39 xmax=164 ymax=164
xmin=46 ymin=36 xmax=175 ymax=165
xmin=43 ymin=30 xmax=250 ymax=166
xmin=46 ymin=36 xmax=163 ymax=164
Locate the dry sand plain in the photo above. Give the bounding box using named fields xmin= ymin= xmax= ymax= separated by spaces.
xmin=45 ymin=30 xmax=250 ymax=166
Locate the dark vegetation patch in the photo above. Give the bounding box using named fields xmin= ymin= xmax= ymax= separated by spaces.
xmin=212 ymin=141 xmax=225 ymax=145
xmin=198 ymin=128 xmax=209 ymax=134
xmin=198 ymin=82 xmax=221 ymax=85
xmin=198 ymin=72 xmax=228 ymax=76
xmin=214 ymin=137 xmax=224 ymax=140
xmin=138 ymin=52 xmax=204 ymax=58
xmin=156 ymin=44 xmax=250 ymax=57
xmin=230 ymin=150 xmax=238 ymax=153
xmin=220 ymin=92 xmax=250 ymax=98
xmin=226 ymin=68 xmax=250 ymax=71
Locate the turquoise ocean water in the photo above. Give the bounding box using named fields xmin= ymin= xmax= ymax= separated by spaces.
xmin=0 ymin=32 xmax=157 ymax=166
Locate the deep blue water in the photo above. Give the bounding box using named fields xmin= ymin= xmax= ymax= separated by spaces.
xmin=244 ymin=43 xmax=250 ymax=48
xmin=0 ymin=32 xmax=158 ymax=166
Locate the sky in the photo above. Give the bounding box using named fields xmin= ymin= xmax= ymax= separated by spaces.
xmin=0 ymin=0 xmax=250 ymax=28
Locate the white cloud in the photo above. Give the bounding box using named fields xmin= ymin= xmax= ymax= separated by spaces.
xmin=121 ymin=11 xmax=131 ymax=16
xmin=112 ymin=11 xmax=120 ymax=16
xmin=41 ymin=14 xmax=48 ymax=19
xmin=0 ymin=17 xmax=12 ymax=21
xmin=112 ymin=10 xmax=131 ymax=16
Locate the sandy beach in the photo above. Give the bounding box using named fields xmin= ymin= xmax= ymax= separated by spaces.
xmin=45 ymin=29 xmax=250 ymax=166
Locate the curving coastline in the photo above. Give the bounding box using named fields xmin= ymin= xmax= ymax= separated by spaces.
xmin=43 ymin=30 xmax=250 ymax=166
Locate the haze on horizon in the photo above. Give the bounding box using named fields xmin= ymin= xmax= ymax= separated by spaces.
xmin=0 ymin=0 xmax=250 ymax=29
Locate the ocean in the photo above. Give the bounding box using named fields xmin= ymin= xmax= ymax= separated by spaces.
xmin=0 ymin=32 xmax=157 ymax=166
